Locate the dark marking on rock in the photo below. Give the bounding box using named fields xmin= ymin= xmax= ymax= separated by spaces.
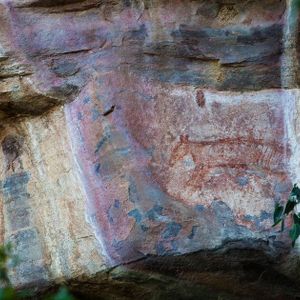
xmin=146 ymin=205 xmax=163 ymax=221
xmin=95 ymin=134 xmax=110 ymax=154
xmin=107 ymin=200 xmax=122 ymax=224
xmin=18 ymin=0 xmax=86 ymax=8
xmin=162 ymin=222 xmax=182 ymax=239
xmin=236 ymin=176 xmax=249 ymax=187
xmin=114 ymin=199 xmax=121 ymax=209
xmin=128 ymin=179 xmax=139 ymax=203
xmin=135 ymin=23 xmax=284 ymax=90
xmin=243 ymin=211 xmax=272 ymax=227
xmin=7 ymin=206 xmax=30 ymax=232
xmin=91 ymin=108 xmax=100 ymax=121
xmin=103 ymin=105 xmax=115 ymax=116
xmin=50 ymin=83 xmax=79 ymax=98
xmin=211 ymin=200 xmax=234 ymax=222
xmin=274 ymin=182 xmax=290 ymax=193
xmin=196 ymin=90 xmax=205 ymax=107
xmin=195 ymin=204 xmax=205 ymax=212
xmin=156 ymin=241 xmax=166 ymax=255
xmin=1 ymin=135 xmax=24 ymax=172
xmin=188 ymin=226 xmax=198 ymax=240
xmin=260 ymin=211 xmax=271 ymax=221
xmin=123 ymin=0 xmax=131 ymax=7
xmin=77 ymin=112 xmax=83 ymax=120
xmin=196 ymin=1 xmax=220 ymax=18
xmin=94 ymin=163 xmax=101 ymax=175
xmin=2 ymin=172 xmax=30 ymax=198
xmin=2 ymin=172 xmax=31 ymax=231
xmin=7 ymin=228 xmax=48 ymax=283
xmin=83 ymin=96 xmax=91 ymax=104
xmin=128 ymin=209 xmax=142 ymax=223
xmin=123 ymin=24 xmax=147 ymax=43
xmin=52 ymin=61 xmax=79 ymax=77
xmin=140 ymin=224 xmax=149 ymax=232
xmin=112 ymin=239 xmax=124 ymax=251
xmin=171 ymin=240 xmax=179 ymax=252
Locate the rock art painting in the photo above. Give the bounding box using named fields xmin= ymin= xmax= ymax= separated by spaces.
xmin=0 ymin=0 xmax=300 ymax=298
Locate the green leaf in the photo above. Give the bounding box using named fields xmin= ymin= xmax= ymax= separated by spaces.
xmin=289 ymin=223 xmax=300 ymax=247
xmin=0 ymin=268 xmax=9 ymax=284
xmin=284 ymin=198 xmax=296 ymax=215
xmin=294 ymin=213 xmax=300 ymax=224
xmin=0 ymin=287 xmax=18 ymax=300
xmin=273 ymin=203 xmax=284 ymax=226
xmin=281 ymin=217 xmax=285 ymax=232
xmin=290 ymin=184 xmax=300 ymax=202
xmin=288 ymin=194 xmax=298 ymax=204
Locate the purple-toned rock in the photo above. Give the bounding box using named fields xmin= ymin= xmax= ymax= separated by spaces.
xmin=0 ymin=0 xmax=300 ymax=299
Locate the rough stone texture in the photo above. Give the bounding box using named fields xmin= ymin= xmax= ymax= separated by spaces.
xmin=0 ymin=0 xmax=300 ymax=299
xmin=0 ymin=109 xmax=106 ymax=288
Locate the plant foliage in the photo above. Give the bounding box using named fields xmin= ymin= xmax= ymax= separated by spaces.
xmin=273 ymin=184 xmax=300 ymax=247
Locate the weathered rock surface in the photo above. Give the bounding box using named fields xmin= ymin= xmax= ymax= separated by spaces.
xmin=0 ymin=0 xmax=300 ymax=299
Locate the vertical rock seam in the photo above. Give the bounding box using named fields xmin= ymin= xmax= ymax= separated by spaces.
xmin=282 ymin=0 xmax=299 ymax=88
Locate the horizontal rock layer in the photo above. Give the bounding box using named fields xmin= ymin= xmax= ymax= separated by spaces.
xmin=0 ymin=0 xmax=289 ymax=118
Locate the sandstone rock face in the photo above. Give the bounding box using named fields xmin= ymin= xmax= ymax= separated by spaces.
xmin=0 ymin=0 xmax=300 ymax=299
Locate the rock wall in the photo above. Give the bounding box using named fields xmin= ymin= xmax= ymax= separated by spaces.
xmin=1 ymin=0 xmax=300 ymax=298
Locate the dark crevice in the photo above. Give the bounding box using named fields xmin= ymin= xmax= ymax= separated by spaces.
xmin=15 ymin=0 xmax=88 ymax=8
xmin=28 ymin=239 xmax=299 ymax=299
xmin=103 ymin=105 xmax=115 ymax=116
